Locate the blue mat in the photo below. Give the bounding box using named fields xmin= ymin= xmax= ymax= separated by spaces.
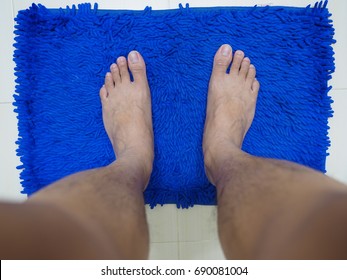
xmin=13 ymin=1 xmax=335 ymax=208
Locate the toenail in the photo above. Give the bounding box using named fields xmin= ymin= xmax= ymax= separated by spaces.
xmin=250 ymin=64 xmax=255 ymax=68
xmin=244 ymin=57 xmax=250 ymax=62
xmin=129 ymin=51 xmax=139 ymax=63
xmin=221 ymin=45 xmax=231 ymax=57
xmin=106 ymin=72 xmax=111 ymax=77
xmin=111 ymin=64 xmax=117 ymax=70
xmin=236 ymin=50 xmax=243 ymax=56
xmin=117 ymin=57 xmax=126 ymax=64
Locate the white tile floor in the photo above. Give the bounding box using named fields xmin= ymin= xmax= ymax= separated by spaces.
xmin=0 ymin=0 xmax=346 ymax=260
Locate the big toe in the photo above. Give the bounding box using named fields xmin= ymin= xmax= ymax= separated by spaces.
xmin=127 ymin=50 xmax=147 ymax=83
xmin=212 ymin=44 xmax=233 ymax=76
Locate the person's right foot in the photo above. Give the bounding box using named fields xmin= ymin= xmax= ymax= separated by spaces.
xmin=203 ymin=44 xmax=260 ymax=181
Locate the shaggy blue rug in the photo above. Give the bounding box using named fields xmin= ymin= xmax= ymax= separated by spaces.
xmin=13 ymin=1 xmax=335 ymax=208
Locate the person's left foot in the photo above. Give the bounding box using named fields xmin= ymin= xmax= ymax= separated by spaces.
xmin=99 ymin=51 xmax=154 ymax=179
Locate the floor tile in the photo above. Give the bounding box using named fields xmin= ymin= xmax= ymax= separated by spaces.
xmin=149 ymin=242 xmax=179 ymax=260
xmin=0 ymin=0 xmax=16 ymax=103
xmin=326 ymin=89 xmax=347 ymax=184
xmin=0 ymin=103 xmax=26 ymax=202
xmin=146 ymin=204 xmax=178 ymax=243
xmin=328 ymin=0 xmax=347 ymax=89
xmin=179 ymin=240 xmax=225 ymax=260
xmin=177 ymin=205 xmax=219 ymax=242
xmin=169 ymin=0 xmax=316 ymax=8
xmin=13 ymin=0 xmax=170 ymax=12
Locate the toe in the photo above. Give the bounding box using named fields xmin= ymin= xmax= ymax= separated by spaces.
xmin=99 ymin=85 xmax=108 ymax=101
xmin=246 ymin=64 xmax=256 ymax=85
xmin=110 ymin=63 xmax=121 ymax=84
xmin=212 ymin=44 xmax=233 ymax=75
xmin=127 ymin=50 xmax=148 ymax=83
xmin=117 ymin=56 xmax=130 ymax=82
xmin=230 ymin=50 xmax=244 ymax=75
xmin=239 ymin=57 xmax=250 ymax=78
xmin=104 ymin=72 xmax=114 ymax=92
xmin=252 ymin=79 xmax=260 ymax=93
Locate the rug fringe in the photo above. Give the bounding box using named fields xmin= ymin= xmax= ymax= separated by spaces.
xmin=144 ymin=187 xmax=216 ymax=209
xmin=310 ymin=0 xmax=335 ymax=171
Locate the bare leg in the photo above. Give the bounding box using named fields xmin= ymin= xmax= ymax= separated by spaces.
xmin=0 ymin=51 xmax=153 ymax=259
xmin=203 ymin=44 xmax=347 ymax=259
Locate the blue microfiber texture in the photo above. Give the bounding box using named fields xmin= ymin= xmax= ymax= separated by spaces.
xmin=13 ymin=1 xmax=335 ymax=208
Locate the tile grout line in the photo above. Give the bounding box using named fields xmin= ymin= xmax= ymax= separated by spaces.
xmin=150 ymin=241 xmax=185 ymax=244
xmin=330 ymin=88 xmax=347 ymax=91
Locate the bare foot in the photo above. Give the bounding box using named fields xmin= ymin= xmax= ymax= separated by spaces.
xmin=203 ymin=44 xmax=260 ymax=183
xmin=99 ymin=51 xmax=154 ymax=179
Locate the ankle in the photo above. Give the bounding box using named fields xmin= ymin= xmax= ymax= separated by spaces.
xmin=109 ymin=152 xmax=153 ymax=189
xmin=203 ymin=143 xmax=243 ymax=186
